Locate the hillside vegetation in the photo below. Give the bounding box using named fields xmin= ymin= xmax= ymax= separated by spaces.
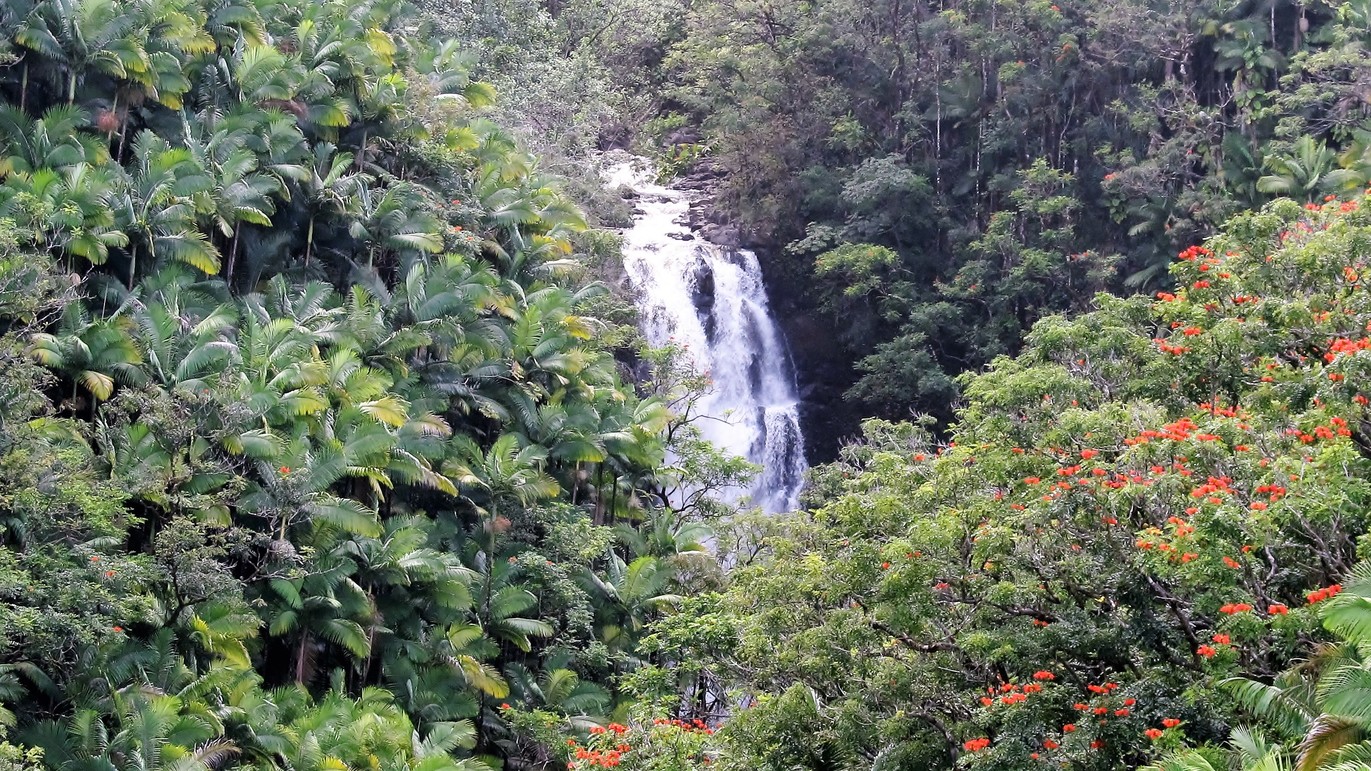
xmin=0 ymin=1 xmax=726 ymax=770
xmin=8 ymin=1 xmax=1371 ymax=771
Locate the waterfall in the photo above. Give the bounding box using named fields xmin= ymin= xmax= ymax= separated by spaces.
xmin=605 ymin=155 xmax=807 ymax=513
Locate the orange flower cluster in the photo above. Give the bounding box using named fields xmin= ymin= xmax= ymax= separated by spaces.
xmin=650 ymin=717 xmax=713 ymax=734
xmin=1307 ymin=583 xmax=1343 ymax=604
xmin=963 ymin=737 xmax=991 ymax=752
xmin=567 ymin=726 xmax=630 ymax=769
xmin=1177 ymin=245 xmax=1212 ymax=261
xmin=1218 ymin=602 xmax=1253 ymax=614
xmin=1324 ymin=336 xmax=1371 ymax=362
xmin=569 ymin=748 xmax=626 ymax=768
xmin=1189 ymin=475 xmax=1233 ymax=502
xmin=1156 ymin=338 xmax=1190 ymax=356
xmin=980 ymin=680 xmax=1049 ymax=706
xmin=568 ymin=719 xmax=715 ymax=769
xmin=1126 ymin=417 xmax=1201 ymax=445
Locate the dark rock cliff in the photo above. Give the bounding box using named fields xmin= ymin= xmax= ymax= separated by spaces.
xmin=676 ymin=163 xmax=863 ymax=465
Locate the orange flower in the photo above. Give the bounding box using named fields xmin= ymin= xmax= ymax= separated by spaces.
xmin=1162 ymin=718 xmax=1181 ymax=728
xmin=1197 ymin=644 xmax=1217 ymax=658
xmin=1145 ymin=728 xmax=1164 ymax=740
xmin=1268 ymin=603 xmax=1289 ymax=615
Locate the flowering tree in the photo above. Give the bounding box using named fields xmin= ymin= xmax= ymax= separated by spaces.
xmin=564 ymin=718 xmax=716 ymax=771
xmin=1146 ymin=559 xmax=1371 ymax=770
xmin=664 ymin=192 xmax=1371 ymax=769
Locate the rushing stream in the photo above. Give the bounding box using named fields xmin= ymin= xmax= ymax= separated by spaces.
xmin=605 ymin=156 xmax=807 ymax=513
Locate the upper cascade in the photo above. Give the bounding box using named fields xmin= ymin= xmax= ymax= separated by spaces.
xmin=605 ymin=155 xmax=807 ymax=513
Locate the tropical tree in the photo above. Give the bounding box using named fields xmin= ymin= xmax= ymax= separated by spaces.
xmin=113 ymin=131 xmax=219 ymax=283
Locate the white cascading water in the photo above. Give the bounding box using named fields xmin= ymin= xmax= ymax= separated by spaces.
xmin=605 ymin=155 xmax=807 ymax=513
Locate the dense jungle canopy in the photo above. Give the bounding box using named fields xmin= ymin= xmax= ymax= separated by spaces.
xmin=5 ymin=1 xmax=1371 ymax=770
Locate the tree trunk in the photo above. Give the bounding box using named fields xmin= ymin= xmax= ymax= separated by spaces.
xmin=295 ymin=632 xmax=311 ymax=684
xmin=225 ymin=228 xmax=241 ymax=288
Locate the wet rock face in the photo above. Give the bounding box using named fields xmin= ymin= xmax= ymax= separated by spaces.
xmin=608 ymin=154 xmax=808 ymax=512
xmin=672 ymin=160 xmax=857 ymax=463
xmin=783 ymin=311 xmax=864 ymax=464
xmin=665 ymin=127 xmax=704 ymax=146
xmin=689 ymin=258 xmax=717 ymax=341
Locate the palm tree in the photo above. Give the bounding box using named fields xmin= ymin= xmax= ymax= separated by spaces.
xmin=443 ymin=431 xmax=558 ymax=742
xmin=26 ymin=688 xmax=233 ymax=771
xmin=113 ymin=131 xmax=220 ymax=284
xmin=30 ymin=303 xmax=145 ymax=402
xmin=336 ymin=515 xmax=474 ymax=677
xmin=273 ymin=686 xmax=485 ymax=771
xmin=0 ymin=105 xmax=106 ymax=174
xmin=578 ymin=553 xmax=681 ymax=653
xmin=0 ymin=162 xmax=128 ymax=267
xmin=414 ymin=41 xmax=496 ymax=111
xmin=47 ymin=0 xmax=145 ymax=106
xmin=1257 ymin=137 xmax=1344 ymax=202
xmin=126 ymin=0 xmax=216 ymax=110
xmin=347 ymin=182 xmax=444 ymax=273
xmin=127 ymin=277 xmax=237 ymax=391
xmin=189 ymin=127 xmax=284 ymax=285
xmin=296 ymin=142 xmax=366 ymax=267
xmin=504 ymin=656 xmax=609 ymax=719
xmin=1145 ymin=728 xmax=1289 ymax=771
xmin=9 ymin=0 xmax=63 ymax=111
xmin=264 ymin=549 xmax=373 ymax=685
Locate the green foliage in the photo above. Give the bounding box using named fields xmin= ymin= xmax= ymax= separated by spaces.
xmin=0 ymin=1 xmax=736 ymax=769
xmin=625 ymin=0 xmax=1371 ymax=427
xmin=657 ymin=194 xmax=1371 ymax=768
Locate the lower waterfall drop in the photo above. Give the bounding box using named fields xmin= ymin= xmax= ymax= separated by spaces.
xmin=606 ymin=156 xmax=807 ymax=513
